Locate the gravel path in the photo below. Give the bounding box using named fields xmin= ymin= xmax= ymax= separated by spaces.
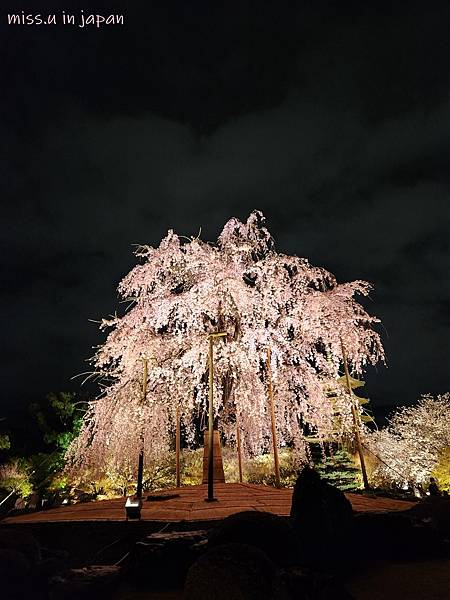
xmin=2 ymin=483 xmax=414 ymax=524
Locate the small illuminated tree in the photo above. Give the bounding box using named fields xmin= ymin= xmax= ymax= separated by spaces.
xmin=366 ymin=393 xmax=450 ymax=489
xmin=66 ymin=211 xmax=384 ymax=480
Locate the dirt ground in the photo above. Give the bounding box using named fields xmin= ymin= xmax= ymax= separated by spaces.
xmin=347 ymin=558 xmax=450 ymax=600
xmin=3 ymin=483 xmax=414 ymax=525
xmin=111 ymin=559 xmax=450 ymax=600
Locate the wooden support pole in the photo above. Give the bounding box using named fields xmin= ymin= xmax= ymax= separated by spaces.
xmin=176 ymin=406 xmax=181 ymax=488
xmin=206 ymin=332 xmax=226 ymax=501
xmin=341 ymin=342 xmax=370 ymax=490
xmin=236 ymin=417 xmax=243 ymax=483
xmin=207 ymin=336 xmax=215 ymax=500
xmin=136 ymin=357 xmax=148 ymax=499
xmin=267 ymin=348 xmax=281 ymax=488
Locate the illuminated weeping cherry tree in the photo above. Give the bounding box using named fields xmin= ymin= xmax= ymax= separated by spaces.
xmin=66 ymin=211 xmax=384 ymax=485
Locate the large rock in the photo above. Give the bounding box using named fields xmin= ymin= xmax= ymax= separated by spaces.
xmin=290 ymin=466 xmax=354 ymax=565
xmin=406 ymin=496 xmax=450 ymax=540
xmin=0 ymin=527 xmax=65 ymax=598
xmin=0 ymin=526 xmax=41 ymax=566
xmin=184 ymin=542 xmax=277 ymax=600
xmin=277 ymin=567 xmax=355 ymax=600
xmin=0 ymin=548 xmax=32 ymax=599
xmin=125 ymin=530 xmax=208 ymax=586
xmin=50 ymin=565 xmax=121 ymax=600
xmin=353 ymin=510 xmax=444 ymax=560
xmin=208 ymin=510 xmax=300 ymax=567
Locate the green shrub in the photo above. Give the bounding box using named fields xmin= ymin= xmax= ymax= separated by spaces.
xmin=0 ymin=460 xmax=33 ymax=499
xmin=314 ymin=448 xmax=362 ymax=491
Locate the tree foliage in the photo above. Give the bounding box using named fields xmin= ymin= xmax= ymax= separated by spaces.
xmin=432 ymin=446 xmax=450 ymax=493
xmin=314 ymin=448 xmax=362 ymax=491
xmin=30 ymin=392 xmax=84 ymax=452
xmin=27 ymin=392 xmax=85 ymax=495
xmin=0 ymin=434 xmax=10 ymax=451
xmin=0 ymin=460 xmax=33 ymax=499
xmin=366 ymin=393 xmax=450 ymax=489
xmin=67 ymin=211 xmax=384 ymax=479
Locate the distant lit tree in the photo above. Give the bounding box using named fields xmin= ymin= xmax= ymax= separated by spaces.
xmin=432 ymin=446 xmax=450 ymax=493
xmin=30 ymin=392 xmax=85 ymax=452
xmin=366 ymin=393 xmax=450 ymax=489
xmin=67 ymin=211 xmax=384 ymax=479
xmin=28 ymin=392 xmax=86 ymax=495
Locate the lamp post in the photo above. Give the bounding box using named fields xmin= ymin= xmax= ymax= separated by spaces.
xmin=136 ymin=357 xmax=148 ymax=500
xmin=125 ymin=356 xmax=148 ymax=520
xmin=206 ymin=332 xmax=227 ymax=502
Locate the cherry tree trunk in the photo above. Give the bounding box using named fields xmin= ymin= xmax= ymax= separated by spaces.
xmin=202 ymin=430 xmax=225 ymax=483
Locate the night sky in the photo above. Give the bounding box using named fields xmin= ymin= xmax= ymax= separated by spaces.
xmin=1 ymin=1 xmax=449 ymax=428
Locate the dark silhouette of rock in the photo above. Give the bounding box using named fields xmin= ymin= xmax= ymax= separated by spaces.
xmin=126 ymin=530 xmax=208 ymax=587
xmin=277 ymin=566 xmax=355 ymax=600
xmin=184 ymin=542 xmax=277 ymax=600
xmin=0 ymin=548 xmax=32 ymax=599
xmin=290 ymin=466 xmax=354 ymax=565
xmin=39 ymin=546 xmax=70 ymax=579
xmin=353 ymin=511 xmax=443 ymax=560
xmin=0 ymin=526 xmax=41 ymax=566
xmin=208 ymin=510 xmax=300 ymax=567
xmin=49 ymin=565 xmax=121 ymax=600
xmin=406 ymin=496 xmax=450 ymax=540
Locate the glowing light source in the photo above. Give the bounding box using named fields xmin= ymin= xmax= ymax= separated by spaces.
xmin=125 ymin=495 xmax=142 ymax=520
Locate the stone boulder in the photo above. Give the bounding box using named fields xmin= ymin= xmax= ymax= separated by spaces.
xmin=208 ymin=510 xmax=300 ymax=567
xmin=0 ymin=548 xmax=32 ymax=599
xmin=290 ymin=466 xmax=354 ymax=566
xmin=0 ymin=526 xmax=41 ymax=566
xmin=184 ymin=542 xmax=277 ymax=600
xmin=353 ymin=510 xmax=444 ymax=560
xmin=406 ymin=496 xmax=450 ymax=540
xmin=50 ymin=565 xmax=121 ymax=600
xmin=125 ymin=530 xmax=208 ymax=587
xmin=277 ymin=566 xmax=355 ymax=600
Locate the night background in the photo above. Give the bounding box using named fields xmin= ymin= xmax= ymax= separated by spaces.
xmin=1 ymin=1 xmax=449 ymax=444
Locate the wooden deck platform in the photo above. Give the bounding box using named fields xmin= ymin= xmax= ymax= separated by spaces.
xmin=2 ymin=483 xmax=414 ymax=525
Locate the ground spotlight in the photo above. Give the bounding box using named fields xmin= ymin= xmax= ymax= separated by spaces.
xmin=125 ymin=495 xmax=142 ymax=520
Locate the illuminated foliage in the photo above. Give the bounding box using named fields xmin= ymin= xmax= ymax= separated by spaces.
xmin=0 ymin=434 xmax=10 ymax=451
xmin=0 ymin=460 xmax=33 ymax=499
xmin=432 ymin=446 xmax=450 ymax=493
xmin=366 ymin=393 xmax=450 ymax=489
xmin=30 ymin=392 xmax=85 ymax=452
xmin=314 ymin=448 xmax=362 ymax=491
xmin=67 ymin=211 xmax=384 ymax=479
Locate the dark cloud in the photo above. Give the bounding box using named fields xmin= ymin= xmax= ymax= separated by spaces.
xmin=1 ymin=1 xmax=449 ymax=424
